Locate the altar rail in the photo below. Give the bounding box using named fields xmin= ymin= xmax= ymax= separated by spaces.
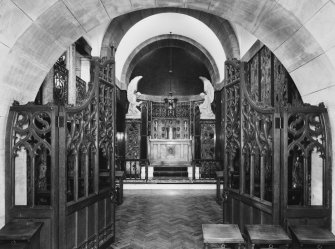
xmin=192 ymin=159 xmax=223 ymax=180
xmin=118 ymin=158 xmax=149 ymax=181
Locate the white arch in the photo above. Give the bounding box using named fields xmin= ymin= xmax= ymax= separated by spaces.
xmin=115 ymin=13 xmax=227 ymax=82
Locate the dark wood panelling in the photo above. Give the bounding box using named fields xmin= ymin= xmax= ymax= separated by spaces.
xmin=6 ymin=57 xmax=116 ymax=249
xmin=98 ymin=200 xmax=105 ymax=231
xmin=125 ymin=120 xmax=141 ymax=159
xmin=36 ymin=218 xmax=52 ymax=249
xmin=222 ymin=44 xmax=331 ymax=232
xmin=260 ymin=46 xmax=272 ymax=106
xmin=66 ymin=213 xmax=76 ymax=249
xmin=249 ymin=54 xmax=259 ymax=102
xmin=77 ymin=208 xmax=87 ymax=245
xmin=253 ymin=208 xmax=261 ymax=225
xmin=194 ymin=106 xmax=201 ymax=159
xmin=214 ymin=91 xmax=222 ymax=160
xmin=106 ymin=199 xmax=112 ymax=226
xmin=200 ymin=120 xmax=216 ymax=159
xmin=88 ymin=204 xmax=95 ymax=237
xmin=140 ymin=102 xmax=148 ymax=159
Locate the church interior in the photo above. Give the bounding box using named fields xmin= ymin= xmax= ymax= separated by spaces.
xmin=1 ymin=1 xmax=335 ymax=248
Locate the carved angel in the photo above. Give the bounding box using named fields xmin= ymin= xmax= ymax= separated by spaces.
xmin=126 ymin=76 xmax=143 ymax=118
xmin=199 ymin=76 xmax=215 ymax=119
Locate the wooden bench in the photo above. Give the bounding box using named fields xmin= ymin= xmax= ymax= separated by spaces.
xmin=202 ymin=224 xmax=244 ymax=249
xmin=0 ymin=242 xmax=28 ymax=249
xmin=289 ymin=225 xmax=335 ymax=248
xmin=0 ymin=220 xmax=43 ymax=249
xmin=245 ymin=224 xmax=291 ymax=249
xmin=215 ymin=171 xmax=224 ymax=204
xmin=115 ymin=170 xmax=125 ymax=205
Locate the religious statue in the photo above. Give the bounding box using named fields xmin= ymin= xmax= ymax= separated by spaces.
xmin=126 ymin=76 xmax=143 ymax=119
xmin=198 ymin=76 xmax=215 ymax=119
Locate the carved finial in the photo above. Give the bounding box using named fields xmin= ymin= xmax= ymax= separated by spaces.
xmin=319 ymin=102 xmax=325 ymax=108
xmin=12 ymin=100 xmax=20 ymax=106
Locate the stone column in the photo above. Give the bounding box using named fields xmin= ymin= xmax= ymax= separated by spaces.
xmin=42 ymin=69 xmax=54 ymax=104
xmin=80 ymin=57 xmax=90 ymax=90
xmin=66 ymin=44 xmax=76 ymax=105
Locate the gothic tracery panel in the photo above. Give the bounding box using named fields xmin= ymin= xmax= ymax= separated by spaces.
xmin=76 ymin=76 xmax=87 ymax=105
xmin=200 ymin=120 xmax=215 ymax=159
xmin=249 ymin=54 xmax=259 ymax=102
xmin=11 ymin=108 xmax=53 ymax=206
xmin=287 ymin=110 xmax=327 ymax=206
xmin=125 ymin=120 xmax=141 ymax=159
xmin=260 ymin=46 xmax=272 ymax=106
xmin=241 ymin=98 xmax=273 ymax=200
xmin=225 ymin=83 xmax=240 ymax=189
xmin=66 ymin=94 xmax=98 ymax=200
xmin=274 ymin=56 xmax=288 ymax=107
xmin=54 ymin=62 xmax=68 ymax=105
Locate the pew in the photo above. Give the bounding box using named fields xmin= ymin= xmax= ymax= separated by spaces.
xmin=202 ymin=224 xmax=245 ymax=249
xmin=0 ymin=220 xmax=43 ymax=249
xmin=245 ymin=224 xmax=291 ymax=249
xmin=289 ymin=225 xmax=335 ymax=249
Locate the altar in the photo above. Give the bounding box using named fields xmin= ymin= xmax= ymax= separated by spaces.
xmin=148 ymin=138 xmax=192 ymax=166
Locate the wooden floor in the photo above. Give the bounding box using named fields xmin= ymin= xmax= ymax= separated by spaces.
xmin=110 ymin=189 xmax=223 ymax=249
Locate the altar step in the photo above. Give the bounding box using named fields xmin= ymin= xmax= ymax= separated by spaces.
xmin=153 ymin=166 xmax=188 ymax=177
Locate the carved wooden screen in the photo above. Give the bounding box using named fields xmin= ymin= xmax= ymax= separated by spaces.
xmin=59 ymin=58 xmax=116 ymax=249
xmin=54 ymin=60 xmax=68 ymax=105
xmin=282 ymin=105 xmax=332 ymax=228
xmin=241 ymin=83 xmax=274 ymax=202
xmin=76 ymin=76 xmax=87 ymax=105
xmin=223 ymin=58 xmax=279 ymax=225
xmin=224 ymin=77 xmax=241 ymax=190
xmin=125 ymin=120 xmax=141 ymax=159
xmin=6 ymin=104 xmax=59 ymax=249
xmin=141 ymin=101 xmax=148 ymax=159
xmin=200 ymin=120 xmax=215 ymax=159
xmin=6 ymin=57 xmax=116 ymax=249
xmin=125 ymin=119 xmax=141 ymax=179
xmin=222 ymin=45 xmax=332 ymax=230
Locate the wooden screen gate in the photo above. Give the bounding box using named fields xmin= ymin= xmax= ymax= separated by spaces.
xmin=221 ymin=45 xmax=332 ymax=233
xmin=6 ymin=58 xmax=116 ymax=249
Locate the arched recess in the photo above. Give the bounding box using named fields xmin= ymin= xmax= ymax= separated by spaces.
xmin=100 ymin=7 xmax=240 ymax=60
xmin=121 ymin=34 xmax=220 ymax=85
xmin=1 ymin=1 xmax=329 ymax=107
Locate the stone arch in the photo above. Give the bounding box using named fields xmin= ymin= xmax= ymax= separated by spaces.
xmin=100 ymin=7 xmax=240 ymax=60
xmin=1 ymin=1 xmax=331 ymax=105
xmin=1 ymin=1 xmax=330 ymax=104
xmin=121 ymin=34 xmax=220 ymax=85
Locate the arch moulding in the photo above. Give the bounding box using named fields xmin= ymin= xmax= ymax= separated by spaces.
xmin=121 ymin=34 xmax=220 ymax=86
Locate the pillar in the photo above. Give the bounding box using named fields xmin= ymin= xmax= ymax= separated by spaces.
xmin=80 ymin=57 xmax=91 ymax=90
xmin=66 ymin=44 xmax=76 ymax=105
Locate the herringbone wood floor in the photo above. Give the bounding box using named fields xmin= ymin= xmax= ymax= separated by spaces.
xmin=110 ymin=189 xmax=223 ymax=249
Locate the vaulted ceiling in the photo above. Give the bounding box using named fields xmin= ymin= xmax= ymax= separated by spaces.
xmin=123 ymin=35 xmax=219 ymax=91
xmin=132 ymin=46 xmax=210 ymax=96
